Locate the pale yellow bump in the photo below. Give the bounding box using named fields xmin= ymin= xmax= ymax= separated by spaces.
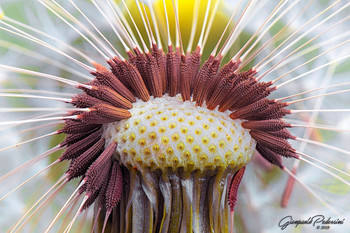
xmin=136 ymin=158 xmax=143 ymax=164
xmin=151 ymin=106 xmax=158 ymax=110
xmin=149 ymin=160 xmax=156 ymax=167
xmin=168 ymin=107 xmax=174 ymax=110
xmin=177 ymin=142 xmax=185 ymax=151
xmin=234 ymin=145 xmax=239 ymax=152
xmin=144 ymin=148 xmax=151 ymax=156
xmin=239 ymin=137 xmax=243 ymax=144
xmin=122 ymin=149 xmax=128 ymax=156
xmin=200 ymin=154 xmax=207 ymax=161
xmin=221 ymin=120 xmax=227 ymax=126
xmin=195 ymin=115 xmax=202 ymax=120
xmin=241 ymin=130 xmax=245 ymax=136
xmin=203 ymin=124 xmax=209 ymax=129
xmin=225 ymin=150 xmax=232 ymax=159
xmin=129 ymin=133 xmax=136 ymax=141
xmin=159 ymin=126 xmax=167 ymax=133
xmin=145 ymin=114 xmax=153 ymax=119
xmin=171 ymin=133 xmax=179 ymax=141
xmin=134 ymin=119 xmax=140 ymax=126
xmin=171 ymin=112 xmax=178 ymax=116
xmin=229 ymin=160 xmax=236 ymax=167
xmin=193 ymin=145 xmax=201 ymax=153
xmin=166 ymin=147 xmax=174 ymax=155
xmin=186 ymin=135 xmax=194 ymax=143
xmin=122 ymin=136 xmax=127 ymax=143
xmin=202 ymin=137 xmax=209 ymax=144
xmin=161 ymin=115 xmax=169 ymax=121
xmin=130 ymin=148 xmax=136 ymax=156
xmin=217 ymin=126 xmax=223 ymax=132
xmin=149 ymin=132 xmax=157 ymax=140
xmin=138 ymin=138 xmax=146 ymax=146
xmin=219 ymin=140 xmax=226 ymax=148
xmin=158 ymin=154 xmax=166 ymax=161
xmin=169 ymin=122 xmax=177 ymax=129
xmin=152 ymin=144 xmax=160 ymax=152
xmin=161 ymin=136 xmax=169 ymax=145
xmin=150 ymin=120 xmax=158 ymax=127
xmin=182 ymin=151 xmax=191 ymax=158
xmin=157 ymin=110 xmax=163 ymax=114
xmin=124 ymin=123 xmax=130 ymax=130
xmin=139 ymin=110 xmax=145 ymax=115
xmin=226 ymin=135 xmax=232 ymax=142
xmin=209 ymin=145 xmax=216 ymax=153
xmin=208 ymin=117 xmax=214 ymax=123
xmin=172 ymin=157 xmax=179 ymax=165
xmin=199 ymin=110 xmax=204 ymax=114
xmin=116 ymin=126 xmax=120 ymax=132
xmin=195 ymin=129 xmax=201 ymax=135
xmin=185 ymin=112 xmax=192 ymax=116
xmin=214 ymin=156 xmax=222 ymax=164
xmin=211 ymin=132 xmax=218 ymax=138
xmin=237 ymin=153 xmax=243 ymax=162
xmin=210 ymin=112 xmax=217 ymax=117
xmin=181 ymin=127 xmax=188 ymax=134
xmin=231 ymin=128 xmax=235 ymax=134
xmin=245 ymin=146 xmax=249 ymax=152
xmin=188 ymin=120 xmax=195 ymax=126
xmin=178 ymin=117 xmax=185 ymax=122
xmin=187 ymin=161 xmax=195 ymax=169
xmin=139 ymin=126 xmax=146 ymax=134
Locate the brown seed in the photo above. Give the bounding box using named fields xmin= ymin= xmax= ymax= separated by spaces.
xmin=90 ymin=70 xmax=135 ymax=102
xmin=105 ymin=161 xmax=123 ymax=211
xmin=78 ymin=104 xmax=131 ymax=124
xmin=166 ymin=45 xmax=181 ymax=96
xmin=256 ymin=143 xmax=284 ymax=169
xmin=241 ymin=119 xmax=291 ymax=131
xmin=228 ymin=166 xmax=246 ymax=212
xmin=81 ymin=188 xmax=101 ymax=211
xmin=206 ymin=60 xmax=239 ymax=102
xmin=151 ymin=43 xmax=167 ymax=95
xmin=61 ymin=127 xmax=100 ymax=147
xmin=230 ymin=99 xmax=273 ymax=120
xmin=206 ymin=77 xmax=234 ymax=110
xmin=193 ymin=55 xmax=216 ymax=106
xmin=58 ymin=120 xmax=101 ymax=134
xmin=145 ymin=52 xmax=163 ymax=97
xmin=180 ymin=54 xmax=191 ymax=101
xmin=233 ymin=82 xmax=273 ymax=109
xmin=66 ymin=138 xmax=105 ymax=180
xmin=187 ymin=46 xmax=201 ymax=94
xmin=84 ymin=85 xmax=133 ymax=109
xmin=250 ymin=130 xmax=296 ymax=157
xmin=71 ymin=94 xmax=105 ymax=108
xmin=108 ymin=58 xmax=150 ymax=101
xmin=59 ymin=128 xmax=103 ymax=161
xmin=85 ymin=142 xmax=117 ymax=195
xmin=196 ymin=57 xmax=221 ymax=106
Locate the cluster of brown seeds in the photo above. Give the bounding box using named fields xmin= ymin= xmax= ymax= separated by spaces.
xmin=56 ymin=42 xmax=297 ymax=214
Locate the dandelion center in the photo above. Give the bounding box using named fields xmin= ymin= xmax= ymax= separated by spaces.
xmin=104 ymin=94 xmax=255 ymax=172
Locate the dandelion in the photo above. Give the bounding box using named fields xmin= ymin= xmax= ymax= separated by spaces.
xmin=0 ymin=0 xmax=350 ymax=232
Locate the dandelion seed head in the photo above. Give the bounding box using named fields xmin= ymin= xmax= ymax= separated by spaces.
xmin=1 ymin=0 xmax=350 ymax=232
